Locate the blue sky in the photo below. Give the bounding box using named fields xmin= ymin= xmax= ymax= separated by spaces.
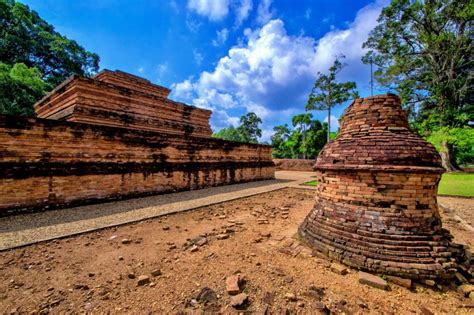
xmin=22 ymin=0 xmax=389 ymax=141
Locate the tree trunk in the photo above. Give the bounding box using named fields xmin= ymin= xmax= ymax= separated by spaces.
xmin=440 ymin=140 xmax=461 ymax=172
xmin=327 ymin=107 xmax=331 ymax=142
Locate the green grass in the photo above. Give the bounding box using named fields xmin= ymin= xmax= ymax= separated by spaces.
xmin=302 ymin=180 xmax=318 ymax=186
xmin=438 ymin=173 xmax=474 ymax=197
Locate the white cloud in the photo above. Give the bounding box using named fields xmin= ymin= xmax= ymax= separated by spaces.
xmin=324 ymin=115 xmax=340 ymax=131
xmin=185 ymin=18 xmax=202 ymax=33
xmin=256 ymin=0 xmax=274 ymax=24
xmin=172 ymin=0 xmax=388 ymax=140
xmin=193 ymin=49 xmax=204 ymax=65
xmin=187 ymin=0 xmax=230 ymax=21
xmin=235 ymin=0 xmax=253 ymax=27
xmin=212 ymin=28 xmax=229 ymax=47
xmin=305 ymin=8 xmax=311 ymax=20
xmin=156 ymin=63 xmax=168 ymax=83
xmin=137 ymin=67 xmax=144 ymax=74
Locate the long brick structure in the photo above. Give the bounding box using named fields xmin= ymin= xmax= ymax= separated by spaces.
xmin=299 ymin=94 xmax=467 ymax=280
xmin=34 ymin=70 xmax=212 ymax=137
xmin=0 ymin=70 xmax=274 ymax=215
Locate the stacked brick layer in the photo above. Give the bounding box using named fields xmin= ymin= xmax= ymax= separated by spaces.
xmin=0 ymin=115 xmax=274 ymax=215
xmin=34 ymin=70 xmax=212 ymax=137
xmin=299 ymin=94 xmax=463 ymax=280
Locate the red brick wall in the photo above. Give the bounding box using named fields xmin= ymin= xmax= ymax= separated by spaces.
xmin=273 ymin=159 xmax=315 ymax=171
xmin=0 ymin=115 xmax=274 ymax=214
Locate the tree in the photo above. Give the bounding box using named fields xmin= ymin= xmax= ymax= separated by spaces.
xmin=362 ymin=0 xmax=473 ymax=170
xmin=211 ymin=125 xmax=242 ymax=142
xmin=0 ymin=62 xmax=50 ymax=116
xmin=306 ymin=55 xmax=359 ymax=142
xmin=212 ymin=112 xmax=263 ymax=144
xmin=270 ymin=117 xmax=328 ymax=159
xmin=291 ymin=113 xmax=312 ymax=159
xmin=238 ymin=112 xmax=262 ymax=144
xmin=0 ymin=0 xmax=100 ymax=116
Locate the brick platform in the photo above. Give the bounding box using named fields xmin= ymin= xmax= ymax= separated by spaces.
xmin=0 ymin=70 xmax=274 ymax=215
xmin=299 ymin=94 xmax=468 ymax=280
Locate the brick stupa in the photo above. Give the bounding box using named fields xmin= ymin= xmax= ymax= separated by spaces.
xmin=299 ymin=94 xmax=467 ymax=280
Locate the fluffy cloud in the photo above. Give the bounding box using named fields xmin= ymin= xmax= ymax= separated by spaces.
xmin=235 ymin=0 xmax=253 ymax=27
xmin=174 ymin=0 xmax=388 ymax=139
xmin=212 ymin=28 xmax=229 ymax=47
xmin=256 ymin=0 xmax=274 ymax=24
xmin=187 ymin=0 xmax=253 ymax=25
xmin=187 ymin=0 xmax=229 ymax=21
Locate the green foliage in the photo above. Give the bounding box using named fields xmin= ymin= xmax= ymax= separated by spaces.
xmin=306 ymin=55 xmax=358 ymax=141
xmin=271 ymin=116 xmax=328 ymax=159
xmin=238 ymin=112 xmax=262 ymax=144
xmin=211 ymin=125 xmax=243 ymax=142
xmin=426 ymin=127 xmax=474 ymax=165
xmin=0 ymin=62 xmax=50 ymax=116
xmin=302 ymin=180 xmax=318 ymax=187
xmin=362 ymin=0 xmax=473 ymax=170
xmin=212 ymin=112 xmax=262 ymax=144
xmin=0 ymin=0 xmax=100 ymax=86
xmin=0 ymin=0 xmax=100 ymax=116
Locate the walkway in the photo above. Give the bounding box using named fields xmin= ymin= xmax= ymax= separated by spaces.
xmin=0 ymin=171 xmax=315 ymax=250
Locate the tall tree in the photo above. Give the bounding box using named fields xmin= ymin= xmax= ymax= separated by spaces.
xmin=271 ymin=124 xmax=292 ymax=158
xmin=306 ymin=55 xmax=358 ymax=142
xmin=362 ymin=0 xmax=473 ymax=170
xmin=238 ymin=112 xmax=262 ymax=144
xmin=291 ymin=113 xmax=312 ymax=159
xmin=0 ymin=0 xmax=100 ymax=116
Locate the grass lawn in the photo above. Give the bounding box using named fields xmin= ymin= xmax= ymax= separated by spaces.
xmin=438 ymin=173 xmax=474 ymax=197
xmin=303 ymin=173 xmax=473 ymax=197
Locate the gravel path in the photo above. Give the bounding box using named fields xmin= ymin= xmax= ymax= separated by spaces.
xmin=0 ymin=171 xmax=315 ymax=250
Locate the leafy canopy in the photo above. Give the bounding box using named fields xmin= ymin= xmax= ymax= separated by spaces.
xmin=0 ymin=62 xmax=50 ymax=116
xmin=0 ymin=0 xmax=100 ymax=86
xmin=212 ymin=112 xmax=263 ymax=144
xmin=362 ymin=0 xmax=473 ymax=127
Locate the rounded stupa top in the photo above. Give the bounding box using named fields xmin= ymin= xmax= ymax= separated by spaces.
xmin=315 ymin=94 xmax=443 ymax=172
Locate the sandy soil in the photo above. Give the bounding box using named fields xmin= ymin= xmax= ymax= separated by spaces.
xmin=0 ymin=188 xmax=473 ymax=314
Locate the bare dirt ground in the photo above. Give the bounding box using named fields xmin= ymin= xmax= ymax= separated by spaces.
xmin=0 ymin=188 xmax=473 ymax=314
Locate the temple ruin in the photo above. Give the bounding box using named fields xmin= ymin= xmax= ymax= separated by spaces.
xmin=299 ymin=94 xmax=468 ymax=280
xmin=0 ymin=70 xmax=274 ymax=214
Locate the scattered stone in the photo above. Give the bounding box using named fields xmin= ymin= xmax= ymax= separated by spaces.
xmin=330 ymin=263 xmax=348 ymax=275
xmin=226 ymin=275 xmax=240 ymax=295
xmin=189 ymin=245 xmax=199 ymax=252
xmin=127 ymin=273 xmax=136 ymax=279
xmin=262 ymin=291 xmax=275 ymax=304
xmin=314 ymin=302 xmax=330 ymax=314
xmin=284 ymin=276 xmax=294 ymax=283
xmin=216 ymin=234 xmax=229 ymax=240
xmin=455 ymin=272 xmax=469 ymax=284
xmin=422 ymin=279 xmax=436 ymax=287
xmin=358 ymin=271 xmax=389 ymax=290
xmin=118 ymin=256 xmax=124 ymax=261
xmin=121 ymin=239 xmax=131 ymax=245
xmin=307 ymin=286 xmax=324 ymax=300
xmin=420 ymin=306 xmax=434 ymax=315
xmin=230 ymin=293 xmax=248 ymax=307
xmin=137 ymin=275 xmax=150 ymax=286
xmin=386 ymin=275 xmax=412 ymax=289
xmin=297 ymin=301 xmax=305 ymax=307
xmin=193 ymin=236 xmax=207 ymax=247
xmin=151 ymin=269 xmax=162 ymax=277
xmin=196 ymin=287 xmax=218 ymax=304
xmin=109 ymin=235 xmax=117 ymax=240
xmin=163 ymin=226 xmax=170 ymax=231
xmin=284 ymin=293 xmax=297 ymax=301
xmin=88 ymin=272 xmax=95 ymax=277
xmin=260 ymin=232 xmax=271 ymax=238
